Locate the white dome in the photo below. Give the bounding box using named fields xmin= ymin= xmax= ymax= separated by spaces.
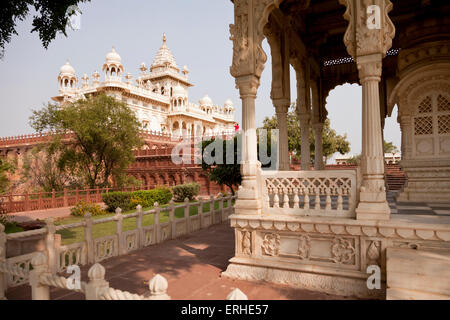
xmin=199 ymin=94 xmax=213 ymax=106
xmin=182 ymin=65 xmax=189 ymax=73
xmin=173 ymin=84 xmax=186 ymax=97
xmin=224 ymin=99 xmax=233 ymax=108
xmin=105 ymin=47 xmax=121 ymax=64
xmin=59 ymin=61 xmax=75 ymax=75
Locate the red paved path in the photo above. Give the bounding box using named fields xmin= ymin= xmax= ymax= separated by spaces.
xmin=6 ymin=223 xmax=354 ymax=300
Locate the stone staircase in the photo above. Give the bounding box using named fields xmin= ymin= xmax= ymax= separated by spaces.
xmin=385 ymin=164 xmax=407 ymax=191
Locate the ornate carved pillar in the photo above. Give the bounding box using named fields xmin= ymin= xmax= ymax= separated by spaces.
xmin=274 ymin=102 xmax=290 ymax=170
xmin=311 ymin=78 xmax=324 ymax=170
xmin=340 ymin=0 xmax=395 ymax=220
xmin=298 ymin=113 xmax=311 ymax=171
xmin=292 ymin=55 xmax=311 ymax=171
xmin=234 ymin=75 xmax=262 ymax=214
xmin=398 ymin=115 xmax=413 ymax=161
xmin=229 ymin=0 xmax=276 ymax=215
xmin=266 ymin=20 xmax=291 ymax=171
xmin=313 ymin=122 xmax=324 ymax=170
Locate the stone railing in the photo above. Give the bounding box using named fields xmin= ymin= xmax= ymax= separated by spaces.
xmin=2 ymin=251 xmax=247 ymax=300
xmin=0 ymin=186 xmax=153 ymax=214
xmin=0 ymin=194 xmax=236 ymax=298
xmin=260 ymin=169 xmax=360 ymax=218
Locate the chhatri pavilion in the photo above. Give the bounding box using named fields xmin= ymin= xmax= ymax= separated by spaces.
xmin=223 ymin=0 xmax=450 ymax=299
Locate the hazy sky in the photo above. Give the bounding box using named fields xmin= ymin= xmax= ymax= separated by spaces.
xmin=0 ymin=0 xmax=400 ymax=160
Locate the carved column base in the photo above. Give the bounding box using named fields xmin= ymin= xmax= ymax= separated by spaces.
xmin=234 ymin=161 xmax=262 ymax=215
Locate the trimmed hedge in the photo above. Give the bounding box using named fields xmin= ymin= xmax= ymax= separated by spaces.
xmin=70 ymin=200 xmax=106 ymax=217
xmin=101 ymin=191 xmax=132 ymax=212
xmin=172 ymin=182 xmax=201 ymax=202
xmin=101 ymin=187 xmax=173 ymax=212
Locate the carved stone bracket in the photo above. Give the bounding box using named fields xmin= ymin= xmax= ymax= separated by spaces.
xmin=339 ymin=0 xmax=395 ymax=59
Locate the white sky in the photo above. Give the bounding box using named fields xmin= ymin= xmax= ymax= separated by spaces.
xmin=0 ymin=0 xmax=400 ymax=161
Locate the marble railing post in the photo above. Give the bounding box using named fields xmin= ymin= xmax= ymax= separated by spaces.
xmin=84 ymin=212 xmax=94 ymax=264
xmin=136 ymin=205 xmax=144 ymax=249
xmin=355 ymin=54 xmax=390 ymax=220
xmin=114 ymin=208 xmax=123 ymax=255
xmin=45 ymin=218 xmax=58 ymax=274
xmin=85 ymin=263 xmax=109 ymax=300
xmin=298 ymin=113 xmax=311 ymax=171
xmin=29 ymin=252 xmax=50 ymax=300
xmin=234 ymin=76 xmax=262 ymax=215
xmin=313 ymin=122 xmax=325 ymax=170
xmin=274 ymin=101 xmax=290 ymax=171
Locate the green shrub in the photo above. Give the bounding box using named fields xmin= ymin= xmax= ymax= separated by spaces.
xmin=70 ymin=200 xmax=106 ymax=217
xmin=102 ymin=187 xmax=173 ymax=212
xmin=131 ymin=187 xmax=173 ymax=208
xmin=101 ymin=191 xmax=132 ymax=212
xmin=172 ymin=182 xmax=201 ymax=202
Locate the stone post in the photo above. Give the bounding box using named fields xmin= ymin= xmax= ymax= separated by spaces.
xmin=29 ymin=252 xmax=50 ymax=300
xmin=148 ymin=274 xmax=170 ymax=300
xmin=210 ymin=194 xmax=215 ymax=225
xmin=233 ymin=76 xmax=262 ymax=215
xmin=198 ymin=198 xmax=204 ymax=229
xmin=84 ymin=212 xmax=94 ymax=264
xmin=169 ymin=200 xmax=176 ymax=239
xmin=85 ymin=263 xmax=109 ymax=300
xmin=184 ymin=198 xmax=191 ymax=234
xmin=154 ymin=202 xmax=161 ymax=244
xmin=227 ymin=288 xmax=248 ymax=300
xmin=0 ymin=224 xmax=6 ymax=300
xmin=218 ymin=192 xmax=225 ymax=221
xmin=114 ymin=208 xmax=123 ymax=255
xmin=136 ymin=205 xmax=143 ymax=249
xmin=274 ymin=102 xmax=290 ymax=171
xmin=45 ymin=218 xmax=57 ymax=274
xmin=313 ymin=122 xmax=325 ymax=170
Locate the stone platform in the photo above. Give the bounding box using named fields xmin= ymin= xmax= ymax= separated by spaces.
xmin=5 ymin=223 xmax=352 ymax=300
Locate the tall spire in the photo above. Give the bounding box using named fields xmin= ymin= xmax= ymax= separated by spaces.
xmin=150 ymin=33 xmax=178 ymax=71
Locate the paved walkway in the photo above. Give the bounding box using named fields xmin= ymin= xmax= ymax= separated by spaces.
xmin=6 ymin=223 xmax=353 ymax=300
xmin=9 ymin=206 xmax=73 ymax=223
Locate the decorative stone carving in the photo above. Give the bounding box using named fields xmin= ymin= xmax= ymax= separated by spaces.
xmin=241 ymin=230 xmax=252 ymax=255
xmin=366 ymin=240 xmax=381 ymax=267
xmin=230 ymin=0 xmax=250 ymax=77
xmin=331 ymin=237 xmax=356 ymax=264
xmin=339 ymin=0 xmax=395 ymax=59
xmin=261 ymin=233 xmax=280 ymax=256
xmin=297 ymin=235 xmax=311 ymax=260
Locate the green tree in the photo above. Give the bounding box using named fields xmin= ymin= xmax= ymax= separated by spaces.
xmin=0 ymin=158 xmax=14 ymax=193
xmin=201 ymin=136 xmax=241 ymax=195
xmin=261 ymin=105 xmax=350 ymax=164
xmin=21 ymin=145 xmax=81 ymax=192
xmin=200 ymin=133 xmax=275 ymax=195
xmin=0 ymin=0 xmax=91 ymax=58
xmin=29 ymin=93 xmax=144 ymax=188
xmin=384 ymin=140 xmax=399 ymax=154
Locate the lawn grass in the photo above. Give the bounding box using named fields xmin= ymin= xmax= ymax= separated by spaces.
xmin=55 ymin=199 xmax=233 ymax=245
